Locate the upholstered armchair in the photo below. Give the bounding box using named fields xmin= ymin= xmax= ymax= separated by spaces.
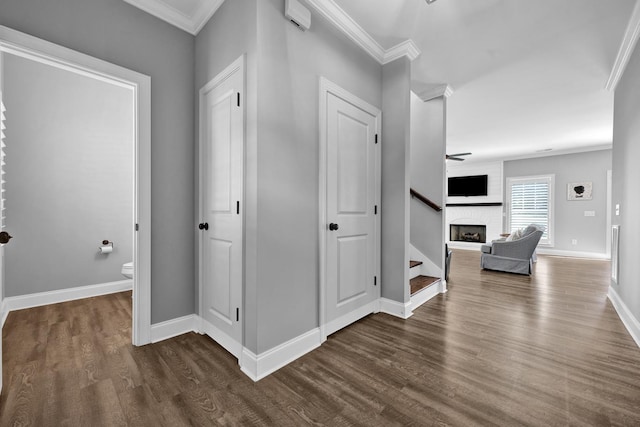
xmin=480 ymin=225 xmax=544 ymax=275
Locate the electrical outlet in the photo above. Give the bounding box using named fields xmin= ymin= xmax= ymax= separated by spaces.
xmin=571 ymin=239 xmax=578 ymax=245
xmin=584 ymin=211 xmax=595 ymax=217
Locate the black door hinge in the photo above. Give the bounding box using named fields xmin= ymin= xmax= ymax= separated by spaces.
xmin=237 ymin=93 xmax=241 ymax=107
xmin=237 ymin=201 xmax=240 ymax=215
xmin=375 ymin=134 xmax=378 ymax=144
xmin=374 ymin=276 xmax=377 ymax=286
xmin=236 ymin=307 xmax=240 ymax=322
xmin=135 ymin=223 xmax=139 ymax=231
xmin=374 ymin=205 xmax=378 ymax=215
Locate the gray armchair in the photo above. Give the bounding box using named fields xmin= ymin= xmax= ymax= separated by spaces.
xmin=480 ymin=225 xmax=544 ymax=275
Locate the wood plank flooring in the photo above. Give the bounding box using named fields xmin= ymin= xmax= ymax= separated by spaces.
xmin=410 ymin=275 xmax=440 ymax=295
xmin=2 ymin=250 xmax=640 ymax=425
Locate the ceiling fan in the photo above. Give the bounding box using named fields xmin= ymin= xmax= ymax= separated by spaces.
xmin=446 ymin=152 xmax=472 ymax=161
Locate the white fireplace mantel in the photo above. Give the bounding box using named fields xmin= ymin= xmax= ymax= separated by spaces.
xmin=446 ymin=205 xmax=503 ymax=249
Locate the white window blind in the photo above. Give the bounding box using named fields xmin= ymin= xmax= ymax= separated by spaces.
xmin=507 ymin=175 xmax=554 ymax=245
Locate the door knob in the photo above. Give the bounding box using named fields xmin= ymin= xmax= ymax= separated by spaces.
xmin=329 ymin=223 xmax=339 ymax=231
xmin=198 ymin=223 xmax=209 ymax=231
xmin=0 ymin=231 xmax=12 ymax=244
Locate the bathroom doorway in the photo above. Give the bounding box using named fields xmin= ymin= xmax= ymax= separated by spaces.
xmin=0 ymin=26 xmax=151 ymax=391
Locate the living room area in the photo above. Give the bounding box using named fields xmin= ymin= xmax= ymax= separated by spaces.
xmin=446 ymin=149 xmax=612 ymax=262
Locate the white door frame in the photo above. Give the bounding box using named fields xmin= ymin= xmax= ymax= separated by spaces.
xmin=197 ymin=55 xmax=245 ymax=356
xmin=318 ymin=77 xmax=381 ymax=342
xmin=0 ymin=26 xmax=152 ymax=346
xmin=606 ymin=169 xmax=612 ymax=258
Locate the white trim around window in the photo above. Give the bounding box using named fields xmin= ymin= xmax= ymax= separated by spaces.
xmin=506 ymin=174 xmax=555 ymax=247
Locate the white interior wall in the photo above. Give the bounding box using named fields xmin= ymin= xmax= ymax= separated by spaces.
xmin=446 ymin=161 xmax=504 ymax=247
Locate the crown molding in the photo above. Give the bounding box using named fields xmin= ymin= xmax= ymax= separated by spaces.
xmin=122 ymin=0 xmax=225 ymax=35
xmin=411 ymin=82 xmax=454 ymax=101
xmin=606 ymin=0 xmax=640 ymax=91
xmin=471 ymin=144 xmax=613 ymax=165
xmin=304 ymin=0 xmax=420 ymax=65
xmin=382 ymin=39 xmax=421 ymax=64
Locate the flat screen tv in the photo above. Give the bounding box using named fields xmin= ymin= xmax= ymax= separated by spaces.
xmin=448 ymin=174 xmax=488 ymax=197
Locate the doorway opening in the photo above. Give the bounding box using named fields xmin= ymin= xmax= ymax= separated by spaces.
xmin=0 ymin=25 xmax=151 ymax=392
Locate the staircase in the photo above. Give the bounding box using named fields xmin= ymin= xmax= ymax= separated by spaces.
xmin=409 ymin=260 xmax=441 ymax=296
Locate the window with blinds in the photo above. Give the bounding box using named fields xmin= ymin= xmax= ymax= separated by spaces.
xmin=506 ymin=175 xmax=554 ymax=245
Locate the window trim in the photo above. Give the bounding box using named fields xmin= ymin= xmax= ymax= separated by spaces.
xmin=506 ymin=174 xmax=555 ymax=247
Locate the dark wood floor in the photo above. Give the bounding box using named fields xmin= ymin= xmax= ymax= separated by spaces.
xmin=2 ymin=250 xmax=640 ymax=426
xmin=410 ymin=275 xmax=440 ymax=295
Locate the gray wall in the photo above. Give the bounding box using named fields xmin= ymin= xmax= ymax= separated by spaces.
xmin=382 ymin=58 xmax=411 ymax=304
xmin=195 ymin=0 xmax=258 ymax=352
xmin=195 ymin=0 xmax=259 ymax=353
xmin=0 ymin=0 xmax=195 ymax=323
xmin=612 ymin=40 xmax=640 ymax=321
xmin=4 ymin=54 xmax=132 ymax=296
xmin=410 ymin=92 xmax=445 ymax=267
xmin=255 ymin=0 xmax=382 ymax=353
xmin=504 ymin=150 xmax=611 ymax=254
xmin=196 ymin=0 xmax=383 ymax=353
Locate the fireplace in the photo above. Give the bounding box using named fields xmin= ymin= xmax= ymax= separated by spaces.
xmin=450 ymin=224 xmax=487 ymax=243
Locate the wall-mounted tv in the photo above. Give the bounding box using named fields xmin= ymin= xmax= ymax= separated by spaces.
xmin=448 ymin=174 xmax=488 ymax=197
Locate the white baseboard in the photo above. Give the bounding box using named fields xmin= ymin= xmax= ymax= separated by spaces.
xmin=200 ymin=317 xmax=242 ymax=359
xmin=536 ymin=248 xmax=609 ymax=260
xmin=240 ymin=328 xmax=322 ymax=382
xmin=0 ymin=297 xmax=8 ymax=329
xmin=379 ymin=297 xmax=413 ymax=319
xmin=3 ymin=280 xmax=133 ymax=312
xmin=608 ymin=286 xmax=640 ymax=348
xmin=151 ymin=314 xmax=199 ymax=343
xmin=409 ymin=280 xmax=444 ymax=312
xmin=148 ymin=316 xmax=323 ymax=383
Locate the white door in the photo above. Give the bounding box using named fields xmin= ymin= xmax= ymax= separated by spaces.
xmin=321 ymin=79 xmax=381 ymax=337
xmin=199 ymin=57 xmax=244 ymax=358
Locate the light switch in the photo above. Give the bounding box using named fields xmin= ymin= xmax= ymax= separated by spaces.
xmin=616 ymin=204 xmax=620 ymax=216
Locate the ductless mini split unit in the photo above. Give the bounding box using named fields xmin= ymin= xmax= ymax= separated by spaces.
xmin=285 ymin=0 xmax=311 ymax=31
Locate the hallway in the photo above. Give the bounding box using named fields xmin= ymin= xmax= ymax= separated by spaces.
xmin=1 ymin=251 xmax=639 ymax=425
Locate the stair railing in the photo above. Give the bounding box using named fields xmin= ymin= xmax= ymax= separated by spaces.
xmin=410 ymin=188 xmax=442 ymax=212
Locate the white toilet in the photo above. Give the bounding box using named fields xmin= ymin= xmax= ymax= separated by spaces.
xmin=121 ymin=261 xmax=134 ymax=279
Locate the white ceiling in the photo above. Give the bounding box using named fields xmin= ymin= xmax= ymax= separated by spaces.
xmin=333 ymin=0 xmax=637 ymax=163
xmin=123 ymin=0 xmax=224 ymax=34
xmin=126 ymin=0 xmax=638 ymax=163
